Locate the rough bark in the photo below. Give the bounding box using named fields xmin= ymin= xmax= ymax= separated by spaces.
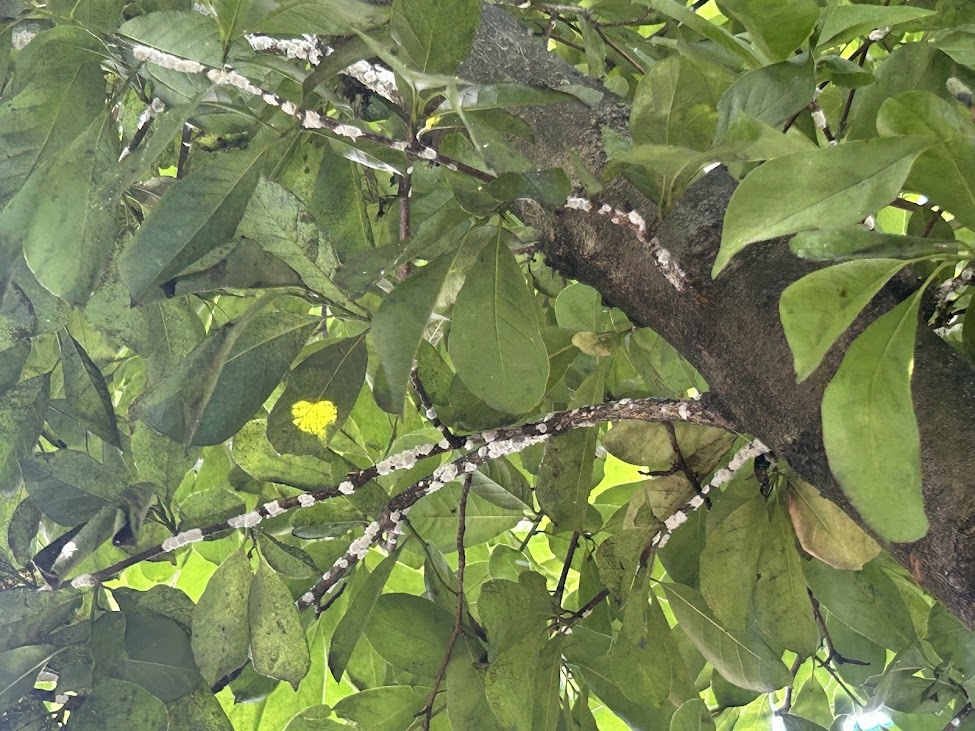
xmin=459 ymin=5 xmax=975 ymax=627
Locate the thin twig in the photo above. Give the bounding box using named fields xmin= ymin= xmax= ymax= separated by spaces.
xmin=419 ymin=473 xmax=474 ymax=729
xmin=944 ymin=702 xmax=973 ymax=731
xmin=554 ymin=532 xmax=580 ymax=608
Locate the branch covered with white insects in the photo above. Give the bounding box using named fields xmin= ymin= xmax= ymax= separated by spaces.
xmin=126 ymin=42 xmax=686 ymax=288
xmin=59 ymin=395 xmax=735 ymax=594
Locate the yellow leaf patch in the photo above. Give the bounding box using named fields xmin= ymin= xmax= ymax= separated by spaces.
xmin=291 ymin=399 xmax=338 ymax=439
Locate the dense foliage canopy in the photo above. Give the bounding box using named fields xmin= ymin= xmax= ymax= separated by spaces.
xmin=2 ymin=0 xmax=975 ymax=728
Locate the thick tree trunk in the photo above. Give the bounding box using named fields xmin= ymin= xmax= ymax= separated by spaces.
xmin=460 ymin=5 xmax=975 ymax=627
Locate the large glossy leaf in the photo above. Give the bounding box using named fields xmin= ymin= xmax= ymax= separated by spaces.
xmin=821 ymin=292 xmax=927 ymax=543
xmin=448 ymin=228 xmax=549 ymax=414
xmin=328 ymin=550 xmax=398 ymax=681
xmin=0 ymin=589 xmax=81 ymax=652
xmin=120 ymin=613 xmax=201 ymax=702
xmin=120 ymin=145 xmax=266 ymax=302
xmin=0 ymin=644 xmax=60 ymax=714
xmin=788 ymin=228 xmax=960 ymax=262
xmin=192 ymin=545 xmax=252 ymax=685
xmin=372 ymin=232 xmax=480 ymax=414
xmin=332 ymin=686 xmax=429 ymax=731
xmin=248 ymin=555 xmax=310 ymax=687
xmin=390 ymin=0 xmax=479 ymax=75
xmin=60 ymin=332 xmax=119 ymax=446
xmin=267 ymin=335 xmax=368 ymax=456
xmin=21 ymin=116 xmax=122 ymax=305
xmin=21 ymin=449 xmax=127 ymax=526
xmin=715 ymin=56 xmax=815 ymax=141
xmin=0 ymin=27 xmax=106 ymax=208
xmin=752 ymin=501 xmax=819 ymax=656
xmin=71 ymin=678 xmax=169 ymax=731
xmin=117 ymin=11 xmax=223 ymax=66
xmin=631 ymin=56 xmax=717 ymax=152
xmin=662 ymin=583 xmax=790 ymax=692
xmin=137 ymin=310 xmax=316 ymax=446
xmin=804 ymin=559 xmax=915 ymax=651
xmin=641 ymin=0 xmax=760 ymax=66
xmin=700 ymin=495 xmax=767 ymax=632
xmin=714 ymin=137 xmax=931 ymax=276
xmin=363 ymin=593 xmax=453 ymax=678
xmin=717 ymin=0 xmax=819 ymax=61
xmin=0 ymin=374 xmax=49 ymax=498
xmin=535 ymin=365 xmax=604 ymax=531
xmin=817 ymin=4 xmax=935 ymax=49
xmin=231 ymin=419 xmax=349 ymax=490
xmin=779 ymin=259 xmax=908 ymax=382
xmin=786 ymin=478 xmax=880 ymax=571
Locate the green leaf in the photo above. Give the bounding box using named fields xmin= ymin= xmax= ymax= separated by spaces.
xmin=72 ymin=678 xmax=169 ymax=731
xmin=121 ymin=613 xmax=200 ymax=702
xmin=821 ymin=292 xmax=926 ymax=542
xmin=408 ymin=482 xmax=524 ymax=552
xmin=717 ymin=0 xmax=819 ymax=61
xmin=661 ymin=583 xmax=791 ymax=692
xmin=535 ymin=364 xmax=605 ymax=531
xmin=0 ymin=589 xmax=81 ymax=652
xmin=788 ymin=228 xmax=960 ymax=262
xmin=779 ymin=259 xmax=908 ymax=382
xmin=60 ymin=332 xmax=120 ymax=447
xmin=256 ymin=0 xmax=389 ymax=36
xmin=447 ymin=638 xmax=506 ymax=731
xmin=120 ymin=145 xmax=266 ymax=302
xmin=332 ymin=686 xmax=429 ymax=731
xmin=714 ymin=56 xmax=815 ymax=142
xmin=232 ymin=419 xmax=349 ymax=490
xmin=0 ymin=644 xmax=60 ymax=714
xmin=817 ymin=4 xmax=936 ymax=50
xmin=267 ymin=335 xmax=368 ymax=455
xmin=390 ymin=0 xmax=480 ymax=75
xmin=786 ymin=478 xmax=880 ymax=571
xmin=363 ymin=593 xmax=453 ymax=678
xmin=22 ymin=450 xmax=127 ymax=526
xmin=631 ymin=56 xmax=717 ymax=152
xmin=753 ymin=501 xmax=820 ymax=657
xmin=131 ymin=422 xmax=200 ymax=504
xmin=699 ymin=495 xmax=767 ymax=632
xmin=21 ymin=115 xmax=122 ymax=306
xmin=137 ymin=310 xmax=316 ymax=446
xmin=192 ymin=545 xmax=252 ymax=685
xmin=248 ymin=555 xmax=310 ymax=687
xmin=640 ymin=0 xmax=760 ymax=67
xmin=328 ymin=550 xmax=398 ymax=681
xmin=778 ymin=715 xmax=828 ymax=731
xmin=714 ymin=137 xmax=931 ymax=276
xmin=372 ymin=236 xmax=478 ymax=414
xmin=235 ymin=178 xmax=355 ymax=311
xmin=117 ymin=11 xmax=223 ymax=66
xmin=671 ymin=699 xmax=716 ymax=731
xmin=448 ymin=228 xmax=549 ymax=414
xmin=485 ymin=168 xmax=571 ymax=208
xmin=0 ymin=27 xmax=106 ymax=208
xmin=790 ymin=674 xmax=832 ymax=728
xmin=0 ymin=374 xmax=49 ymax=499
xmin=804 ymin=559 xmax=916 ymax=651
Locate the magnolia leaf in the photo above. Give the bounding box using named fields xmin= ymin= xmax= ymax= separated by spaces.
xmin=449 ymin=228 xmax=549 ymax=414
xmin=662 ymin=583 xmax=791 ymax=692
xmin=822 ymin=293 xmax=927 ymax=542
xmin=714 ymin=137 xmax=931 ymax=276
xmin=786 ymin=479 xmax=881 ymax=570
xmin=779 ymin=259 xmax=908 ymax=382
xmin=192 ymin=545 xmax=252 ymax=685
xmin=249 ymin=555 xmax=310 ymax=687
xmin=390 ymin=0 xmax=480 ymax=75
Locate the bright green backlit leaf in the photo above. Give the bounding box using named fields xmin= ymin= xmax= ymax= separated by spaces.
xmin=714 ymin=137 xmax=931 ymax=276
xmin=821 ymin=292 xmax=927 ymax=543
xmin=780 ymin=259 xmax=907 ymax=382
xmin=449 ymin=228 xmax=549 ymax=415
xmin=249 ymin=555 xmax=311 ymax=687
xmin=662 ymin=583 xmax=790 ymax=692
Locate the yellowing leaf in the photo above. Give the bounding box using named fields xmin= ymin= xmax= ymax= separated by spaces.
xmin=786 ymin=479 xmax=880 ymax=571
